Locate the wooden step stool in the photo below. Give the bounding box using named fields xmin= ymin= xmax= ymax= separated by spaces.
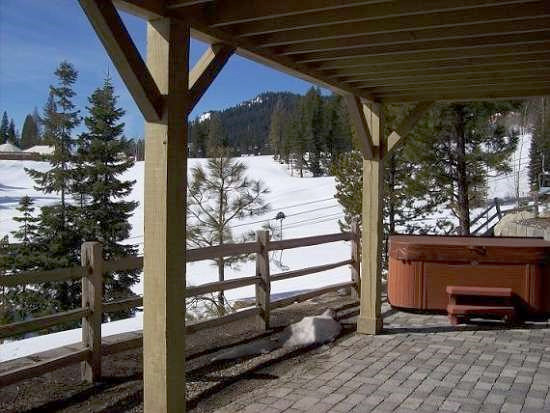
xmin=446 ymin=286 xmax=517 ymax=325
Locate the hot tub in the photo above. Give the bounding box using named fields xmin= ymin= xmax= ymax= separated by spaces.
xmin=388 ymin=235 xmax=550 ymax=315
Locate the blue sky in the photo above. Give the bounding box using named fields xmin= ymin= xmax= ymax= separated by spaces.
xmin=0 ymin=0 xmax=318 ymax=138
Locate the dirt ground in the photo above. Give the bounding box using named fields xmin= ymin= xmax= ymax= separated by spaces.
xmin=0 ymin=292 xmax=358 ymax=413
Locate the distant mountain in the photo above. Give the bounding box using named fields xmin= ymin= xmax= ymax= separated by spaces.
xmin=189 ymin=91 xmax=301 ymax=156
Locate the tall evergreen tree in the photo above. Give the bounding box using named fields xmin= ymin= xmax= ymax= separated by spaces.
xmin=187 ymin=153 xmax=270 ymax=314
xmin=529 ymin=96 xmax=550 ymax=191
xmin=24 ymin=61 xmax=82 ymax=312
xmin=412 ymin=102 xmax=519 ymax=235
xmin=323 ymin=94 xmax=353 ymax=169
xmin=32 ymin=107 xmax=42 ymax=140
xmin=77 ymin=77 xmax=139 ymax=308
xmin=20 ymin=114 xmax=40 ymax=149
xmin=0 ymin=111 xmax=9 ymax=144
xmin=26 ymin=61 xmax=80 ymax=227
xmin=268 ymin=98 xmax=287 ymax=161
xmin=189 ymin=119 xmax=209 ymax=157
xmin=206 ymin=113 xmax=228 ymax=155
xmin=289 ymin=98 xmax=311 ymax=178
xmin=7 ymin=118 xmax=17 ymax=145
xmin=302 ymin=87 xmax=325 ymax=176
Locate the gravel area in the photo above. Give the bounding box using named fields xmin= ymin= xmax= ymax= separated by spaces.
xmin=0 ymin=291 xmax=358 ymax=412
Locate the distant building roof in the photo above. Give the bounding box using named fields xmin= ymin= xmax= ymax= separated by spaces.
xmin=24 ymin=145 xmax=54 ymax=155
xmin=0 ymin=142 xmax=22 ymax=153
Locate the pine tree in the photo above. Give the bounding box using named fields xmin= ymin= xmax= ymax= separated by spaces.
xmin=412 ymin=102 xmax=519 ymax=235
xmin=0 ymin=111 xmax=9 ymax=144
xmin=206 ymin=113 xmax=228 ymax=156
xmin=32 ymin=107 xmax=42 ymax=140
xmin=189 ymin=119 xmax=209 ymax=157
xmin=187 ymin=153 xmax=270 ymax=314
xmin=12 ymin=196 xmax=40 ymax=243
xmin=268 ymin=98 xmax=287 ymax=161
xmin=1 ymin=197 xmax=54 ymax=325
xmin=529 ymin=97 xmax=550 ymax=191
xmin=7 ymin=119 xmax=17 ymax=145
xmin=20 ymin=114 xmax=40 ymax=149
xmin=26 ymin=61 xmax=80 ymax=227
xmin=24 ymin=61 xmax=83 ymax=312
xmin=323 ymin=94 xmax=353 ymax=170
xmin=302 ymin=87 xmax=325 ymax=176
xmin=77 ymin=77 xmax=139 ymax=309
xmin=289 ymin=98 xmax=311 ymax=178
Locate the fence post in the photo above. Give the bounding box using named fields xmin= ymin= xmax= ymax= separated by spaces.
xmin=351 ymin=220 xmax=361 ymax=300
xmin=255 ymin=230 xmax=271 ymax=330
xmin=81 ymin=242 xmax=103 ymax=383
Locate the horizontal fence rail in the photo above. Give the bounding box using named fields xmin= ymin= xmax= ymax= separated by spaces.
xmin=0 ymin=308 xmax=89 ymax=340
xmin=0 ymin=226 xmax=360 ymax=387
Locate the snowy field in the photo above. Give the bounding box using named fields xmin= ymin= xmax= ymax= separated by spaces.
xmin=0 ymin=137 xmax=532 ymax=361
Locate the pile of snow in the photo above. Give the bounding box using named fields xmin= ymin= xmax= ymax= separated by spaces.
xmin=23 ymin=145 xmax=54 ymax=155
xmin=212 ymin=309 xmax=341 ymax=361
xmin=0 ymin=142 xmax=21 ymax=153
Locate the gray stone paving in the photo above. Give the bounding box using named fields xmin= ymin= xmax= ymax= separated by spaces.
xmin=214 ymin=304 xmax=550 ymax=412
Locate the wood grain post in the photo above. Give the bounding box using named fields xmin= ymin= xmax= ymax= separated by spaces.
xmin=143 ymin=18 xmax=190 ymax=413
xmin=350 ymin=220 xmax=361 ymax=300
xmin=255 ymin=230 xmax=271 ymax=330
xmin=81 ymin=241 xmax=103 ymax=383
xmin=357 ymin=101 xmax=384 ymax=335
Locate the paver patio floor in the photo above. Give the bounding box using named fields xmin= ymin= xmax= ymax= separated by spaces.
xmin=214 ymin=303 xmax=550 ymax=413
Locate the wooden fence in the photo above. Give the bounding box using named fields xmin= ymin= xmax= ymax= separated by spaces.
xmin=0 ymin=227 xmax=360 ymax=387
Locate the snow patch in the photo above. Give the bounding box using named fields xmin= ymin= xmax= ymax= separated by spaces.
xmin=24 ymin=145 xmax=54 ymax=155
xmin=0 ymin=142 xmax=22 ymax=153
xmin=198 ymin=112 xmax=212 ymax=123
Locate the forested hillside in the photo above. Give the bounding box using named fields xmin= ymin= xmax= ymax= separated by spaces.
xmin=189 ymin=91 xmax=301 ymax=156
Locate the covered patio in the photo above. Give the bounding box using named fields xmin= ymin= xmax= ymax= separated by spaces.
xmin=77 ymin=1 xmax=550 ymax=411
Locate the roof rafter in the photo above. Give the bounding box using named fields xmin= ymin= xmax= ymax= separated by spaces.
xmin=229 ymin=0 xmax=539 ymax=37
xmin=275 ymin=17 xmax=550 ymax=55
xmin=295 ymin=31 xmax=550 ymax=63
xmin=251 ymin=2 xmax=549 ymax=47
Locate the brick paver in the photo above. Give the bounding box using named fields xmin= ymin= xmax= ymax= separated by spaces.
xmin=214 ymin=302 xmax=550 ymax=412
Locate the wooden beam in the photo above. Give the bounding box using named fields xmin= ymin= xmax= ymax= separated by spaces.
xmin=174 ymin=0 xmax=387 ymax=26
xmin=317 ymin=42 xmax=550 ymax=70
xmin=385 ymin=102 xmax=434 ymax=156
xmin=114 ymin=0 xmax=166 ymax=19
xmin=232 ymin=0 xmax=539 ymax=37
xmin=296 ymin=31 xmax=550 ymax=64
xmin=327 ymin=53 xmax=550 ymax=79
xmin=143 ymin=18 xmax=189 ymax=413
xmin=379 ymin=87 xmax=550 ymax=103
xmin=367 ymin=78 xmax=550 ymax=95
xmin=166 ymin=0 xmax=214 ymax=9
xmin=188 ymin=44 xmax=235 ymax=112
xmin=358 ymin=101 xmax=383 ymax=335
xmin=343 ymin=63 xmax=550 ymax=85
xmin=344 ymin=95 xmax=374 ymax=159
xmin=179 ymin=22 xmax=375 ymax=100
xmin=276 ymin=17 xmax=550 ymax=55
xmin=79 ymin=0 xmax=164 ymax=122
xmin=252 ymin=2 xmax=548 ymax=47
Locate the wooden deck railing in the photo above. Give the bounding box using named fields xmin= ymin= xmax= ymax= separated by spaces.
xmin=0 ymin=226 xmax=360 ymax=387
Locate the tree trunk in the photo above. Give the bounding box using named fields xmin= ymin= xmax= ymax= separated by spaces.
xmin=455 ymin=106 xmax=471 ymax=235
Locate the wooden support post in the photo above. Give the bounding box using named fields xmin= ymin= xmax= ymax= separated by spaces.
xmin=143 ymin=18 xmax=190 ymax=413
xmin=255 ymin=230 xmax=271 ymax=330
xmin=357 ymin=101 xmax=384 ymax=335
xmin=81 ymin=241 xmax=103 ymax=383
xmin=350 ymin=220 xmax=361 ymax=300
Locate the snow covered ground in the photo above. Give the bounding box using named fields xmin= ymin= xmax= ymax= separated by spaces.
xmin=0 ymin=137 xmax=532 ymax=361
